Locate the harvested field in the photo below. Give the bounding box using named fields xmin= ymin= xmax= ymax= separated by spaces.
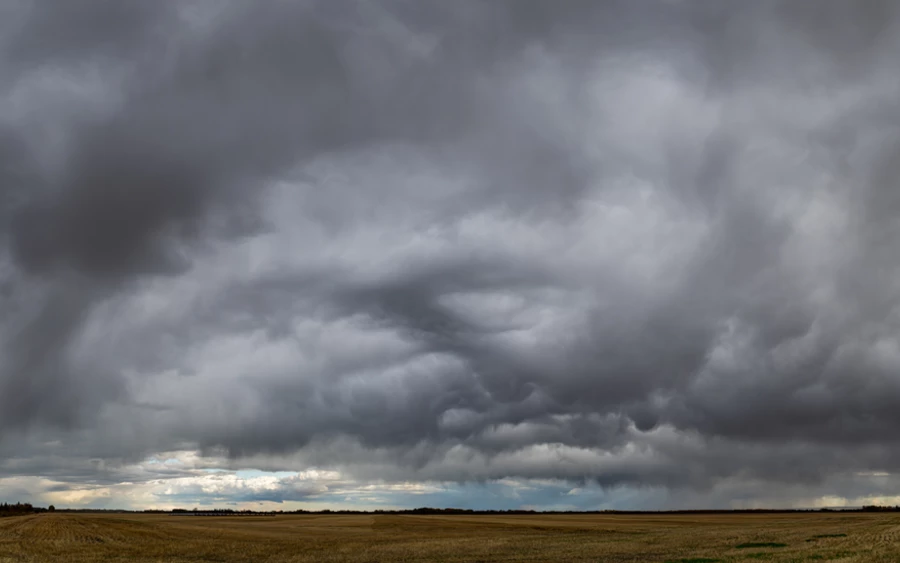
xmin=0 ymin=511 xmax=897 ymax=562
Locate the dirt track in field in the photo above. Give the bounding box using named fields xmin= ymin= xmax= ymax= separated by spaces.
xmin=0 ymin=511 xmax=898 ymax=562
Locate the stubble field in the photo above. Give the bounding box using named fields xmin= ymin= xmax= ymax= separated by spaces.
xmin=0 ymin=511 xmax=897 ymax=562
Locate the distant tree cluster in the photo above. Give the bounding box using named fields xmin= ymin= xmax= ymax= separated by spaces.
xmin=861 ymin=505 xmax=900 ymax=512
xmin=0 ymin=502 xmax=47 ymax=517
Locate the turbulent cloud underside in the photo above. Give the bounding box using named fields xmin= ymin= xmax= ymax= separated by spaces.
xmin=2 ymin=0 xmax=900 ymax=509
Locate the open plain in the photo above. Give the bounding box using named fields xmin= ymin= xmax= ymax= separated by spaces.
xmin=0 ymin=511 xmax=898 ymax=562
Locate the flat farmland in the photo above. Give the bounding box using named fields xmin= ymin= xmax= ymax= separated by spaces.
xmin=0 ymin=511 xmax=898 ymax=562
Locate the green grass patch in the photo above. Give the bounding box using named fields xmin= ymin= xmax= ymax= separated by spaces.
xmin=807 ymin=556 xmax=825 ymax=560
xmin=663 ymin=559 xmax=721 ymax=563
xmin=743 ymin=553 xmax=772 ymax=559
xmin=810 ymin=533 xmax=847 ymax=539
xmin=735 ymin=542 xmax=788 ymax=549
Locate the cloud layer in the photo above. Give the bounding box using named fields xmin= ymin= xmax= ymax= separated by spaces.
xmin=3 ymin=0 xmax=900 ymax=509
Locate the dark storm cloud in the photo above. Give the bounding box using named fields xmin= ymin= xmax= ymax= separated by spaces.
xmin=4 ymin=0 xmax=900 ymax=509
xmin=0 ymin=0 xmax=694 ymax=280
xmin=0 ymin=0 xmax=607 ymax=432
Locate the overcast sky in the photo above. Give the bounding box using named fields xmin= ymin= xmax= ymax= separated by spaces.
xmin=3 ymin=0 xmax=900 ymax=511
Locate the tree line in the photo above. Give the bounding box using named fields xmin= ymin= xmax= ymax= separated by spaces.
xmin=0 ymin=502 xmax=54 ymax=516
